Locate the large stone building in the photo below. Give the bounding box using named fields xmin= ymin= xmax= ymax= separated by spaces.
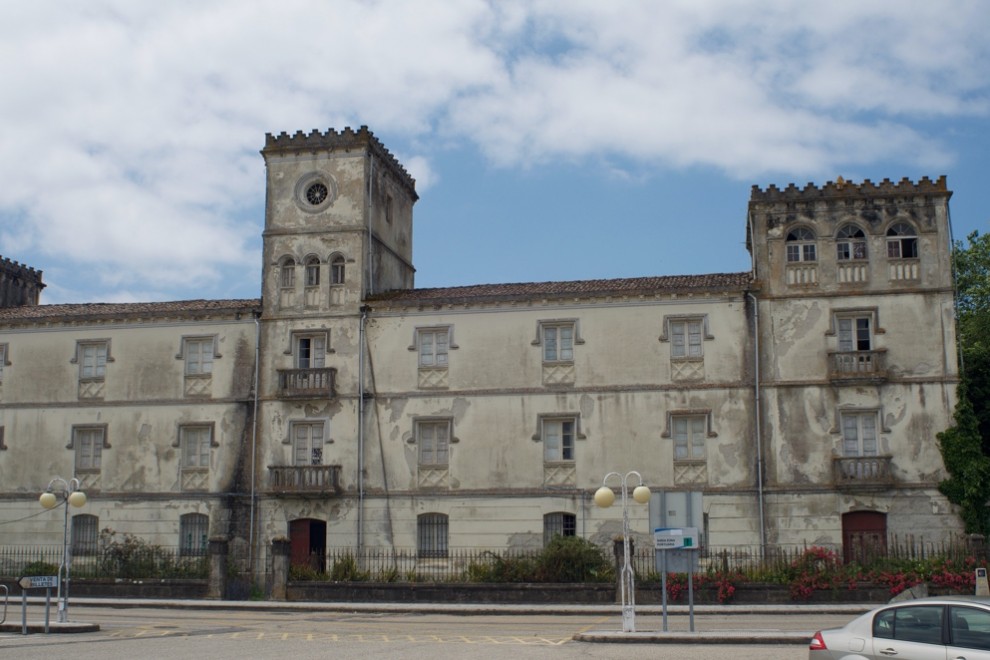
xmin=0 ymin=127 xmax=961 ymax=575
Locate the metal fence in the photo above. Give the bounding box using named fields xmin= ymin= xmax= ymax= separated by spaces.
xmin=0 ymin=544 xmax=209 ymax=580
xmin=2 ymin=535 xmax=979 ymax=583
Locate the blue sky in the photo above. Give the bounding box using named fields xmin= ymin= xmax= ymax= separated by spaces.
xmin=1 ymin=1 xmax=988 ymax=303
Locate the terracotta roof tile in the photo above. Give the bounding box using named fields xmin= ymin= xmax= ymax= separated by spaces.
xmin=369 ymin=272 xmax=753 ymax=306
xmin=0 ymin=299 xmax=261 ymax=323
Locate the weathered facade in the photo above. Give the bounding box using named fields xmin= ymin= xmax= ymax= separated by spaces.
xmin=0 ymin=127 xmax=960 ymax=574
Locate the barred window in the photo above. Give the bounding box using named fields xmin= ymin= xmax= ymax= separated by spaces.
xmin=71 ymin=514 xmax=99 ymax=556
xmin=417 ymin=513 xmax=448 ymax=558
xmin=543 ymin=512 xmax=576 ymax=545
xmin=179 ymin=513 xmax=209 ymax=556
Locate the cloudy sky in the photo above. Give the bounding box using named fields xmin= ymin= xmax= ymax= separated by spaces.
xmin=2 ymin=1 xmax=988 ymax=304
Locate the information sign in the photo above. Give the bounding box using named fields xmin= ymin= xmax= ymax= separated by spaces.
xmin=654 ymin=527 xmax=700 ymax=550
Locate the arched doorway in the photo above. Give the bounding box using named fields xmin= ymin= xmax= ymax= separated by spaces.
xmin=842 ymin=511 xmax=887 ymax=564
xmin=289 ymin=518 xmax=327 ymax=572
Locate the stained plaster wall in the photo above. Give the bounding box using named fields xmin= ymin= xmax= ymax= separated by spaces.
xmin=0 ymin=317 xmax=256 ymax=545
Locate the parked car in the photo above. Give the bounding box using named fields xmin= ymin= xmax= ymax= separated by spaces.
xmin=810 ymin=596 xmax=990 ymax=659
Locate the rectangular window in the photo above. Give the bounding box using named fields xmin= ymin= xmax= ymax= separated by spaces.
xmin=418 ymin=329 xmax=449 ymax=367
xmin=673 ymin=416 xmax=706 ymax=461
xmin=292 ymin=422 xmax=325 ymax=466
xmin=78 ymin=341 xmax=108 ymax=379
xmin=841 ymin=412 xmax=878 ymax=457
xmin=543 ymin=324 xmax=574 ymax=362
xmin=418 ymin=420 xmax=450 ymax=466
xmin=74 ymin=427 xmax=104 ymax=471
xmin=417 ymin=513 xmax=448 ymax=558
xmin=838 ymin=317 xmax=872 ymax=352
xmin=543 ymin=512 xmax=577 ymax=545
xmin=296 ymin=334 xmax=327 ymax=369
xmin=184 ymin=337 xmax=214 ymax=376
xmin=670 ymin=320 xmax=703 ymax=358
xmin=0 ymin=343 xmax=6 ymax=383
xmin=181 ymin=426 xmax=212 ymax=468
xmin=544 ymin=419 xmax=575 ymax=462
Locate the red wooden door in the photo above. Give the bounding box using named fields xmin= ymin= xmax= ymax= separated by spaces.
xmin=842 ymin=511 xmax=887 ymax=564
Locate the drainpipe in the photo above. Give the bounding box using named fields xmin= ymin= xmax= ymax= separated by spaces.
xmin=358 ymin=305 xmax=370 ymax=552
xmin=249 ymin=312 xmax=261 ymax=572
xmin=747 ymin=291 xmax=766 ymax=559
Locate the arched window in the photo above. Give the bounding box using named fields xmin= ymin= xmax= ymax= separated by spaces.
xmin=786 ymin=227 xmax=817 ymax=262
xmin=280 ymin=258 xmax=296 ymax=288
xmin=180 ymin=513 xmax=209 ymax=556
xmin=836 ymin=225 xmax=867 ymax=261
xmin=304 ymin=256 xmax=320 ymax=287
xmin=71 ymin=514 xmax=99 ymax=556
xmin=886 ymin=222 xmax=918 ymax=259
xmin=330 ymin=254 xmax=345 ymax=285
xmin=417 ymin=513 xmax=448 ymax=558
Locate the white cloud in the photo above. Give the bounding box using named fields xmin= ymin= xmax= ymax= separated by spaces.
xmin=0 ymin=0 xmax=987 ymax=302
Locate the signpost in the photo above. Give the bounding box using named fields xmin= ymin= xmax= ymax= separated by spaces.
xmin=654 ymin=527 xmax=700 ymax=632
xmin=18 ymin=575 xmax=58 ymax=634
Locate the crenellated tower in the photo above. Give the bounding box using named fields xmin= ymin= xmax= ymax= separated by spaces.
xmin=0 ymin=256 xmax=45 ymax=307
xmin=260 ymin=126 xmax=418 ymax=317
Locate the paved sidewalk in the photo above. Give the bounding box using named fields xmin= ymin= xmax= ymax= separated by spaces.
xmin=2 ymin=597 xmax=874 ymax=642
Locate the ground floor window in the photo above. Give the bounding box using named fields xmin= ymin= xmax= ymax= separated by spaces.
xmin=417 ymin=513 xmax=449 ymax=558
xmin=543 ymin=512 xmax=576 ymax=545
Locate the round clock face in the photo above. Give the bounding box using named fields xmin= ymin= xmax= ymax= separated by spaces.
xmin=305 ymin=182 xmax=329 ymax=206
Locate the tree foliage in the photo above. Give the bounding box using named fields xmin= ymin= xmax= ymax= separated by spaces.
xmin=939 ymin=231 xmax=990 ymax=534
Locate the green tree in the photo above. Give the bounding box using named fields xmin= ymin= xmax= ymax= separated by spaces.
xmin=938 ymin=231 xmax=990 ymax=534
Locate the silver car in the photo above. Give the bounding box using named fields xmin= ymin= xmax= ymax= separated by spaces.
xmin=810 ymin=596 xmax=990 ymax=659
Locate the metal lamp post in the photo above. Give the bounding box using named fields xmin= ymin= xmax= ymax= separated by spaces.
xmin=39 ymin=477 xmax=87 ymax=623
xmin=594 ymin=471 xmax=650 ymax=633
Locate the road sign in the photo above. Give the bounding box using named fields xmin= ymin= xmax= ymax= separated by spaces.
xmin=18 ymin=575 xmax=58 ymax=589
xmin=654 ymin=527 xmax=699 ymax=550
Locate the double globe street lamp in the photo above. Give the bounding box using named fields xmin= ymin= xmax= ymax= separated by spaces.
xmin=594 ymin=471 xmax=650 ymax=633
xmin=39 ymin=477 xmax=87 ymax=623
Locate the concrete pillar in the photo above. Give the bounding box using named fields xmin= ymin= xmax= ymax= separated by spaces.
xmin=270 ymin=538 xmax=291 ymax=601
xmin=207 ymin=538 xmax=229 ymax=599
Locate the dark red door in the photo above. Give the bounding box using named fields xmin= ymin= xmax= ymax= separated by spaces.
xmin=842 ymin=511 xmax=887 ymax=564
xmin=289 ymin=518 xmax=327 ymax=571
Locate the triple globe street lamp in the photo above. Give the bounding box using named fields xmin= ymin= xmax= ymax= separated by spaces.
xmin=594 ymin=471 xmax=650 ymax=633
xmin=39 ymin=476 xmax=87 ymax=623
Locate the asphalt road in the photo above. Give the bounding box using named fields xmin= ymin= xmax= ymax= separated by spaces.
xmin=0 ymin=605 xmax=851 ymax=659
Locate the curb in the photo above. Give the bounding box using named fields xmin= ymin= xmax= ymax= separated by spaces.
xmin=573 ymin=630 xmax=812 ymax=644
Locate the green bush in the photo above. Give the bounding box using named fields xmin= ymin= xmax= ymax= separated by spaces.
xmin=329 ymin=554 xmax=370 ymax=582
xmin=23 ymin=560 xmax=59 ymax=576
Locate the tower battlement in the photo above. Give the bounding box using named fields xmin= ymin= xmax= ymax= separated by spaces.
xmin=263 ymin=125 xmax=417 ymax=198
xmin=750 ymin=175 xmax=949 ymax=203
xmin=0 ymin=255 xmax=44 ymax=307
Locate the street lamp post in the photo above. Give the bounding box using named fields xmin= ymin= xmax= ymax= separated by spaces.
xmin=594 ymin=471 xmax=650 ymax=633
xmin=39 ymin=477 xmax=87 ymax=623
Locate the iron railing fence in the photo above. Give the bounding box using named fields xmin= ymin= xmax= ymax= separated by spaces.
xmin=2 ymin=535 xmax=979 ymax=583
xmin=629 ymin=535 xmax=980 ymax=579
xmin=0 ymin=544 xmax=208 ymax=580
